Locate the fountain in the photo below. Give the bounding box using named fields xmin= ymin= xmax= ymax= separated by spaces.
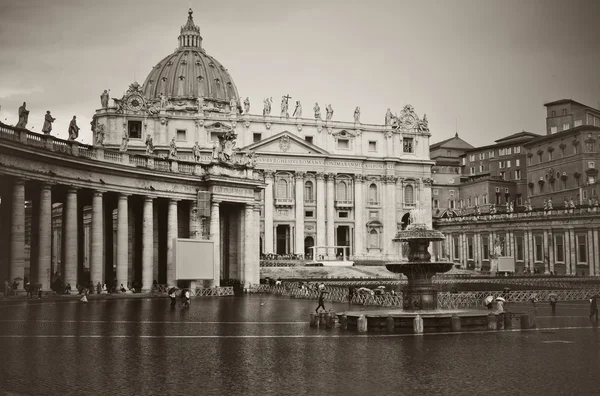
xmin=385 ymin=207 xmax=453 ymax=310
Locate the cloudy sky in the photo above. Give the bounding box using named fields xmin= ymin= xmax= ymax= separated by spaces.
xmin=1 ymin=0 xmax=599 ymax=146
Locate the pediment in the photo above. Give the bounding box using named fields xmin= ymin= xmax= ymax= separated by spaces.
xmin=242 ymin=131 xmax=329 ymax=155
xmin=205 ymin=121 xmax=233 ymax=133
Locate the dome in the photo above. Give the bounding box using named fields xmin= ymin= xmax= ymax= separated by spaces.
xmin=141 ymin=9 xmax=239 ymax=104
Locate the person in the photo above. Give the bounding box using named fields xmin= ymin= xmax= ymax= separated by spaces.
xmin=315 ymin=292 xmax=326 ymax=313
xmin=496 ymin=299 xmax=504 ymax=313
xmin=590 ymin=296 xmax=598 ymax=323
xmin=550 ymin=296 xmax=557 ymax=314
xmin=169 ymin=290 xmax=177 ymax=308
xmin=182 ymin=289 xmax=190 ymax=308
xmin=80 ymin=288 xmax=88 ymax=303
xmin=4 ymin=278 xmax=11 ymax=297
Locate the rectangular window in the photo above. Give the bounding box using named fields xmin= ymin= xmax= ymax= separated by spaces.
xmin=507 ymin=160 xmax=511 ymax=168
xmin=461 ymin=157 xmax=466 ymax=165
xmin=305 ymin=210 xmax=314 ymax=218
xmin=470 ymin=167 xmax=475 ymax=174
xmin=449 ymin=189 xmax=455 ymax=196
xmin=337 ymin=139 xmax=350 ymax=149
xmin=453 ymin=236 xmax=460 ymax=260
xmin=507 ymin=147 xmax=512 ymax=155
xmin=176 ymin=129 xmax=186 ymax=141
xmin=548 ymin=151 xmax=553 ymax=161
xmin=479 ymin=153 xmax=485 ymax=160
xmin=479 ymin=165 xmax=484 ymax=172
xmin=128 ymin=121 xmax=142 ymax=139
xmin=449 ymin=200 xmax=455 ymax=209
xmin=575 ymin=120 xmax=583 ymax=127
xmin=433 ymin=199 xmax=439 ymax=208
xmin=499 ymin=148 xmax=505 ymax=156
xmin=551 ymin=110 xmax=556 ymax=117
xmin=589 ymin=162 xmax=595 ymax=169
xmin=515 ymin=170 xmax=521 ymax=179
xmin=467 ymin=236 xmax=474 ymax=260
xmin=469 ymin=154 xmax=475 ymax=161
xmin=516 ymin=159 xmax=520 ymax=167
xmin=403 ymin=138 xmax=413 ymax=153
xmin=514 ymin=146 xmax=521 ymax=154
xmin=483 ymin=194 xmax=488 ymax=204
xmin=368 ymin=141 xmax=377 ymax=151
xmin=482 ymin=235 xmax=489 ymax=260
xmin=253 ymin=133 xmax=262 ymax=143
xmin=305 ymin=136 xmax=314 ymax=145
xmin=517 ymin=194 xmax=522 ymax=205
xmin=489 ymin=150 xmax=495 ymax=158
xmin=338 ymin=211 xmax=349 ymax=218
xmin=577 ymin=234 xmax=587 ymax=263
xmin=550 ymin=126 xmax=558 ymax=134
xmin=535 ymin=235 xmax=543 ymax=262
xmin=516 ymin=235 xmax=524 ymax=261
xmin=562 ymin=109 xmax=567 ymax=116
xmin=563 ymin=123 xmax=570 ymax=131
xmin=555 ymin=235 xmax=564 ymax=262
xmin=500 ymin=171 xmax=506 ymax=180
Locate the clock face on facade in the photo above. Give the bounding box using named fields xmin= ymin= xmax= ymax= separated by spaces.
xmin=127 ymin=95 xmax=144 ymax=111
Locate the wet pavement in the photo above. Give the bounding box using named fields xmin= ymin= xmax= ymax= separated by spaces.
xmin=0 ymin=295 xmax=599 ymax=396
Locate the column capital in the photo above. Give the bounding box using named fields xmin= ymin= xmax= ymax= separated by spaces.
xmin=211 ymin=200 xmax=221 ymax=206
xmin=93 ymin=191 xmax=105 ymax=197
xmin=294 ymin=171 xmax=306 ymax=180
xmin=168 ymin=198 xmax=181 ymax=203
xmin=117 ymin=193 xmax=130 ymax=199
xmin=13 ymin=178 xmax=27 ymax=186
xmin=325 ymin=173 xmax=336 ymax=182
xmin=316 ymin=172 xmax=325 ymax=181
xmin=264 ymin=170 xmax=275 ymax=179
xmin=39 ymin=181 xmax=55 ymax=190
xmin=383 ymin=175 xmax=397 ymax=184
xmin=144 ymin=196 xmax=156 ymax=202
xmin=354 ymin=174 xmax=365 ymax=183
xmin=66 ymin=186 xmax=79 ymax=194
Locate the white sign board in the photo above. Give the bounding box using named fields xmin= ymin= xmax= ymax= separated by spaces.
xmin=174 ymin=239 xmax=215 ymax=280
xmin=497 ymin=256 xmax=515 ymax=272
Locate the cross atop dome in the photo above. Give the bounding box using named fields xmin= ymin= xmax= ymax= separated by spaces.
xmin=178 ymin=8 xmax=203 ymax=49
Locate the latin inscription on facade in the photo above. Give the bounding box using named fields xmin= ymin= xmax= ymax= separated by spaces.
xmin=259 ymin=157 xmax=325 ymax=165
xmin=212 ymin=185 xmax=254 ymax=197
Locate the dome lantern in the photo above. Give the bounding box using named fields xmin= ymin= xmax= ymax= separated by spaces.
xmin=178 ymin=8 xmax=203 ymax=50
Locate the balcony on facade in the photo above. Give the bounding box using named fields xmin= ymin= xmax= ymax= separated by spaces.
xmin=274 ymin=198 xmax=294 ymax=207
xmin=335 ymin=200 xmax=354 ymax=208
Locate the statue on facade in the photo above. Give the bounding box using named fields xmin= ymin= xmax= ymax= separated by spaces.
xmin=547 ymin=198 xmax=553 ymax=210
xmin=16 ymin=102 xmax=29 ymax=128
xmin=68 ymin=116 xmax=80 ymax=141
xmin=505 ymin=201 xmax=510 ymax=213
xmin=229 ymin=97 xmax=238 ymax=114
xmin=569 ymin=197 xmax=576 ymax=208
xmin=543 ymin=199 xmax=548 ymax=211
xmin=564 ymin=197 xmax=569 ymax=209
xmin=196 ymin=96 xmax=204 ymax=112
xmin=314 ymin=103 xmax=321 ymax=120
xmin=509 ymin=201 xmax=514 ymax=213
xmin=113 ymin=98 xmax=125 ymax=113
xmin=263 ymin=97 xmax=272 ymax=116
xmin=120 ymin=131 xmax=129 ymax=152
xmin=325 ymin=104 xmax=334 ymax=121
xmin=243 ymin=150 xmax=258 ymax=167
xmin=474 ymin=205 xmax=481 ymax=216
xmin=218 ymin=130 xmax=237 ymax=162
xmin=492 ymin=236 xmax=502 ymax=258
xmin=95 ymin=124 xmax=105 ymax=146
xmin=293 ymin=101 xmax=302 ymax=118
xmin=41 ymin=111 xmax=55 ymax=134
xmin=211 ymin=140 xmax=219 ymax=161
xmin=147 ymin=101 xmax=160 ymax=115
xmin=192 ymin=141 xmax=202 ymax=162
xmin=159 ymin=93 xmax=168 ymax=109
xmin=354 ymin=106 xmax=361 ymax=123
xmin=418 ymin=114 xmax=430 ymax=132
xmin=385 ymin=108 xmax=393 ymax=126
xmin=594 ymin=198 xmax=600 ymax=207
xmin=100 ymin=90 xmax=110 ymax=108
xmin=243 ymin=97 xmax=250 ymax=114
xmin=145 ymin=134 xmax=154 ymax=154
xmin=169 ymin=137 xmax=178 ymax=159
xmin=281 ymin=95 xmax=291 ymax=118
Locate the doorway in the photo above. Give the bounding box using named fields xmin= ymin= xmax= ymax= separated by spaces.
xmin=304 ymin=236 xmax=314 ymax=259
xmin=336 ymin=226 xmax=350 ymax=257
xmin=276 ymin=225 xmax=290 ymax=255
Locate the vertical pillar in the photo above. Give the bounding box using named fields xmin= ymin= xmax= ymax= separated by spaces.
xmin=523 ymin=231 xmax=530 ymax=272
xmin=543 ymin=230 xmax=549 ymax=274
xmin=353 ymin=175 xmax=364 ymax=257
xmin=264 ymin=171 xmax=274 ymax=254
xmin=37 ymin=183 xmax=52 ymax=290
xmin=383 ymin=175 xmax=396 ymax=256
xmin=142 ymin=197 xmax=154 ymax=291
xmin=563 ymin=229 xmax=571 ymax=275
xmin=209 ymin=201 xmax=220 ymax=287
xmin=588 ymin=229 xmax=594 ymax=276
xmin=569 ymin=229 xmax=576 ymax=275
xmin=90 ymin=191 xmax=104 ymax=286
xmin=116 ymin=194 xmax=129 ymax=290
xmin=548 ymin=230 xmax=555 ymax=273
xmin=189 ymin=200 xmax=201 ymax=240
xmin=10 ymin=180 xmax=26 ymax=289
xmin=63 ymin=187 xmax=78 ymax=288
xmin=594 ymin=228 xmax=600 ymax=277
xmin=243 ymin=204 xmax=253 ymax=288
xmin=167 ymin=199 xmax=178 ymax=286
xmin=252 ymin=206 xmax=261 ymax=285
xmin=326 ymin=173 xmax=335 ymax=258
xmin=316 ymin=173 xmax=326 ymax=255
xmin=295 ymin=171 xmax=305 ymax=255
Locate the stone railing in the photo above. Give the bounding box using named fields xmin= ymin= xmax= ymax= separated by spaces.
xmin=0 ymin=122 xmax=262 ymax=181
xmin=435 ymin=206 xmax=600 ymax=224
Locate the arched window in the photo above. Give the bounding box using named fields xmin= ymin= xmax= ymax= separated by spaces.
xmin=404 ymin=184 xmax=414 ymax=204
xmin=336 ymin=181 xmax=348 ymax=201
xmin=304 ymin=181 xmax=314 ymax=201
xmin=368 ymin=183 xmax=378 ymax=204
xmin=277 ymin=179 xmax=288 ymax=198
xmin=369 ymin=229 xmax=379 ymax=248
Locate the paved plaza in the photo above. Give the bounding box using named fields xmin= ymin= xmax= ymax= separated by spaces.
xmin=0 ymin=294 xmax=599 ymax=396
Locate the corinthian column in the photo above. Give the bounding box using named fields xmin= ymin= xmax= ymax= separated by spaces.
xmin=142 ymin=197 xmax=154 ymax=291
xmin=64 ymin=187 xmax=78 ymax=288
xmin=326 ymin=173 xmax=335 ymax=258
xmin=243 ymin=204 xmax=254 ymax=288
xmin=209 ymin=201 xmax=221 ymax=287
xmin=167 ymin=199 xmax=179 ymax=286
xmin=116 ymin=193 xmax=129 ymax=290
xmin=90 ymin=191 xmax=104 ymax=287
xmin=10 ymin=180 xmax=26 ymax=289
xmin=384 ymin=175 xmax=397 ymax=256
xmin=264 ymin=171 xmax=274 ymax=253
xmin=295 ymin=171 xmax=305 ymax=255
xmin=316 ymin=173 xmax=326 ymax=253
xmin=37 ymin=183 xmax=52 ymax=290
xmin=354 ymin=175 xmax=364 ymax=257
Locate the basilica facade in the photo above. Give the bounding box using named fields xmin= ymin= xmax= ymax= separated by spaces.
xmin=94 ymin=9 xmax=434 ymax=261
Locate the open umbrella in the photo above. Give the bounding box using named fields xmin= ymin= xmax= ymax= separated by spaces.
xmin=484 ymin=296 xmax=494 ymax=305
xmin=376 ymin=286 xmax=386 ymax=289
xmin=495 ymin=297 xmax=506 ymax=302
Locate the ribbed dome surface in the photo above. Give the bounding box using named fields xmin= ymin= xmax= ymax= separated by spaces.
xmin=140 ymin=9 xmax=239 ymax=103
